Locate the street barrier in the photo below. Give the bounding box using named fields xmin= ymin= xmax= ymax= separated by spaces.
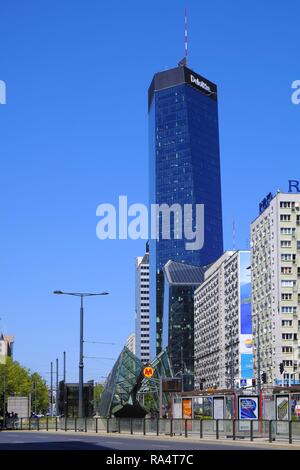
xmin=3 ymin=417 xmax=300 ymax=444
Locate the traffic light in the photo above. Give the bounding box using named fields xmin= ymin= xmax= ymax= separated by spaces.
xmin=261 ymin=372 xmax=267 ymax=384
xmin=280 ymin=363 xmax=284 ymax=375
xmin=252 ymin=378 xmax=256 ymax=387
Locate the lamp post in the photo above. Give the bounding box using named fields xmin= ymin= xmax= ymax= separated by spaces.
xmin=53 ymin=290 xmax=108 ymax=419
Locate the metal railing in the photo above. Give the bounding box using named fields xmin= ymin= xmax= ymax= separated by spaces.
xmin=2 ymin=417 xmax=300 ymax=444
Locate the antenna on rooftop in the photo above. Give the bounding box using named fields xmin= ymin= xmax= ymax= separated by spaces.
xmin=178 ymin=9 xmax=188 ymax=67
xmin=185 ymin=8 xmax=188 ymax=64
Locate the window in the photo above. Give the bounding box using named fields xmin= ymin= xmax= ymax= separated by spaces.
xmin=281 ymin=240 xmax=292 ymax=248
xmin=281 ymin=280 xmax=295 ymax=287
xmin=283 ymin=360 xmax=293 ymax=367
xmin=282 ymin=293 xmax=292 ymax=300
xmin=281 ymin=267 xmax=292 ymax=274
xmin=282 ymin=347 xmax=292 ymax=353
xmin=281 ymin=306 xmax=296 ymax=313
xmin=280 ymin=202 xmax=291 ymax=208
xmin=282 ymin=333 xmax=293 ymax=340
xmin=280 ymin=215 xmax=291 ymax=221
xmin=281 ymin=254 xmax=292 ymax=261
xmin=281 ymin=227 xmax=292 ymax=234
xmin=282 ymin=320 xmax=293 ymax=327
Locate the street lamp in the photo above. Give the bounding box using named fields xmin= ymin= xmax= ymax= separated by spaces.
xmin=53 ymin=290 xmax=109 ymax=419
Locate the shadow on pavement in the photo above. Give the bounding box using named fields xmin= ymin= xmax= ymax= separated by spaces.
xmin=0 ymin=441 xmax=113 ymax=450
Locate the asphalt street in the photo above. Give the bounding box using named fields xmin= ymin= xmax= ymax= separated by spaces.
xmin=0 ymin=431 xmax=292 ymax=450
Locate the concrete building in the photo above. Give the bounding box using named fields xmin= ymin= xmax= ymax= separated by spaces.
xmin=135 ymin=244 xmax=150 ymax=363
xmin=251 ymin=192 xmax=300 ymax=386
xmin=0 ymin=334 xmax=14 ymax=364
xmin=125 ymin=332 xmax=136 ymax=356
xmin=194 ymin=251 xmax=252 ymax=390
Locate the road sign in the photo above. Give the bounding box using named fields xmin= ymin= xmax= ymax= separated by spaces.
xmin=240 ymin=379 xmax=247 ymax=387
xmin=143 ymin=366 xmax=154 ymax=378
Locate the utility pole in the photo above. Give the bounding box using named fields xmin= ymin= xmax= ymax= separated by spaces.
xmin=63 ymin=351 xmax=66 ymax=417
xmin=3 ymin=374 xmax=6 ymax=428
xmin=34 ymin=381 xmax=37 ymax=415
xmin=56 ymin=358 xmax=59 ymax=417
xmin=50 ymin=361 xmax=53 ymax=417
xmin=63 ymin=351 xmax=66 ymax=382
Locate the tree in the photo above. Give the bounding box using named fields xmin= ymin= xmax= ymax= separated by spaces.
xmin=0 ymin=358 xmax=49 ymax=415
xmin=93 ymin=383 xmax=104 ymax=413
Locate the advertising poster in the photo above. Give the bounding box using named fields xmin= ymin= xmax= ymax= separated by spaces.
xmin=276 ymin=395 xmax=289 ymax=421
xmin=193 ymin=397 xmax=203 ymax=419
xmin=182 ymin=398 xmax=192 ymax=419
xmin=239 ymin=252 xmax=253 ymax=381
xmin=238 ymin=396 xmax=259 ymax=420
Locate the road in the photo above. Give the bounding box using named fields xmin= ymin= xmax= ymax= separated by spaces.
xmin=0 ymin=431 xmax=293 ymax=450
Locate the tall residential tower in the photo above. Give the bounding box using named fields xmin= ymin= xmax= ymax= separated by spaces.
xmin=135 ymin=244 xmax=150 ymax=363
xmin=251 ymin=192 xmax=300 ymax=386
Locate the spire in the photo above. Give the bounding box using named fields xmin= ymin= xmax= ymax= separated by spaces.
xmin=178 ymin=9 xmax=188 ymax=67
xmin=184 ymin=8 xmax=188 ymax=64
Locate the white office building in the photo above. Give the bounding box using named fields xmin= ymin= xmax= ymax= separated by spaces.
xmin=251 ymin=192 xmax=300 ymax=386
xmin=125 ymin=332 xmax=136 ymax=355
xmin=194 ymin=251 xmax=252 ymax=390
xmin=135 ymin=245 xmax=150 ymax=363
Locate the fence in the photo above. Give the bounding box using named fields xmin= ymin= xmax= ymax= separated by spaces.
xmin=2 ymin=417 xmax=300 ymax=444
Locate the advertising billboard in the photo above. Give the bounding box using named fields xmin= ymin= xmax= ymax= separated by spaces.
xmin=276 ymin=395 xmax=289 ymax=421
xmin=239 ymin=252 xmax=253 ymax=381
xmin=213 ymin=397 xmax=224 ymax=420
xmin=238 ymin=396 xmax=259 ymax=420
xmin=182 ymin=398 xmax=192 ymax=419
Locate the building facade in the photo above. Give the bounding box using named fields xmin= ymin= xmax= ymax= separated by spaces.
xmin=162 ymin=261 xmax=205 ymax=391
xmin=135 ymin=244 xmax=150 ymax=363
xmin=149 ymin=64 xmax=223 ymax=357
xmin=0 ymin=334 xmax=14 ymax=364
xmin=125 ymin=332 xmax=136 ymax=356
xmin=194 ymin=251 xmax=252 ymax=390
xmin=251 ymin=192 xmax=300 ymax=386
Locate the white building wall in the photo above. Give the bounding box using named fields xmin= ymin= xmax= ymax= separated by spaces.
xmin=194 ymin=251 xmax=251 ymax=390
xmin=251 ymin=193 xmax=300 ymax=385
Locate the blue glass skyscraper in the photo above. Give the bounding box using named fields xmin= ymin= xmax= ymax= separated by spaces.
xmin=149 ymin=65 xmax=223 ymax=357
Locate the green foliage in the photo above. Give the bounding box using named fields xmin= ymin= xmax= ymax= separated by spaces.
xmin=93 ymin=383 xmax=104 ymax=410
xmin=0 ymin=358 xmax=49 ymax=415
xmin=143 ymin=393 xmax=157 ymax=413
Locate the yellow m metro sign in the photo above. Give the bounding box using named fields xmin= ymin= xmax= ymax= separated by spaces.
xmin=143 ymin=366 xmax=154 ymax=378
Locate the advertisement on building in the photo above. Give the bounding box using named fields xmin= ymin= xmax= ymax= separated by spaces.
xmin=239 ymin=252 xmax=253 ymax=382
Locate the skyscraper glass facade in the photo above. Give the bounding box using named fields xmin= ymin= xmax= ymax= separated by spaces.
xmin=162 ymin=261 xmax=205 ymax=391
xmin=149 ymin=65 xmax=223 ymax=357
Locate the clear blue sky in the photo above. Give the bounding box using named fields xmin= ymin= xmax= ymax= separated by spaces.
xmin=0 ymin=1 xmax=299 ymax=384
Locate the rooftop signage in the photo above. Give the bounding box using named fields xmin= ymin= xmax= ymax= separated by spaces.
xmin=259 ymin=192 xmax=273 ymax=214
xmin=184 ymin=67 xmax=217 ymax=100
